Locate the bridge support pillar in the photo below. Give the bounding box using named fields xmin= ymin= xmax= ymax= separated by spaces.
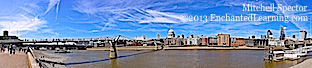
xmin=94 ymin=43 xmax=98 ymax=47
xmin=154 ymin=42 xmax=158 ymax=51
xmin=109 ymin=41 xmax=117 ymax=59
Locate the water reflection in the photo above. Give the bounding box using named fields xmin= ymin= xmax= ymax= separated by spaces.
xmin=111 ymin=59 xmax=118 ymax=68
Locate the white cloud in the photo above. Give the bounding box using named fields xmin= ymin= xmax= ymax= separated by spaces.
xmin=43 ymin=0 xmax=61 ymax=15
xmin=91 ymin=30 xmax=99 ymax=32
xmin=138 ymin=17 xmax=179 ymax=23
xmin=0 ymin=14 xmax=47 ymax=36
xmin=0 ymin=0 xmax=61 ymax=38
xmin=71 ymin=0 xmax=188 ymax=32
xmin=68 ymin=27 xmax=100 ymax=33
xmin=68 ymin=0 xmax=311 ymax=38
xmin=40 ymin=29 xmax=59 ymax=36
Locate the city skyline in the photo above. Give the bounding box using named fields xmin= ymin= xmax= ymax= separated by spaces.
xmin=0 ymin=0 xmax=312 ymax=39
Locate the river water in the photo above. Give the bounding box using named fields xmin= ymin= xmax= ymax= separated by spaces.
xmin=41 ymin=50 xmax=311 ymax=68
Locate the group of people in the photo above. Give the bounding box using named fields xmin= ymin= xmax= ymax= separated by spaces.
xmin=1 ymin=43 xmax=4 ymax=53
xmin=1 ymin=43 xmax=29 ymax=56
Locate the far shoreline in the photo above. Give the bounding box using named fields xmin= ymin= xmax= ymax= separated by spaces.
xmin=87 ymin=46 xmax=266 ymax=50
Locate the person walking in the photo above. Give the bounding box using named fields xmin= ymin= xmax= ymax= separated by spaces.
xmin=19 ymin=46 xmax=22 ymax=53
xmin=26 ymin=47 xmax=30 ymax=54
xmin=9 ymin=44 xmax=12 ymax=56
xmin=0 ymin=43 xmax=3 ymax=53
xmin=7 ymin=44 xmax=10 ymax=53
xmin=23 ymin=47 xmax=27 ymax=54
xmin=13 ymin=44 xmax=16 ymax=54
xmin=2 ymin=43 xmax=5 ymax=53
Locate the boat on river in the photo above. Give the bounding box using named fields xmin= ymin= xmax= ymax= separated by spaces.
xmin=39 ymin=47 xmax=47 ymax=51
xmin=284 ymin=50 xmax=300 ymax=60
xmin=54 ymin=50 xmax=71 ymax=53
xmin=264 ymin=51 xmax=284 ymax=61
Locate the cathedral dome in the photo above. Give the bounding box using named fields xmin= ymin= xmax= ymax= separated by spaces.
xmin=167 ymin=27 xmax=175 ymax=38
xmin=168 ymin=28 xmax=174 ymax=34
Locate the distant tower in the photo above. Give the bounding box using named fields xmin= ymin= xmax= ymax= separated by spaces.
xmin=143 ymin=35 xmax=146 ymax=39
xmin=300 ymin=28 xmax=307 ymax=40
xmin=3 ymin=30 xmax=8 ymax=37
xmin=191 ymin=34 xmax=194 ymax=38
xmin=157 ymin=33 xmax=160 ymax=39
xmin=251 ymin=35 xmax=256 ymax=39
xmin=280 ymin=26 xmax=285 ymax=40
xmin=167 ymin=27 xmax=175 ymax=38
xmin=267 ymin=30 xmax=273 ymax=39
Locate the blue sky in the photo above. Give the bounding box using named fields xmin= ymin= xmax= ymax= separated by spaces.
xmin=0 ymin=0 xmax=311 ymax=39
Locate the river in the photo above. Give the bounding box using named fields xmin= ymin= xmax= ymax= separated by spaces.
xmin=40 ymin=50 xmax=311 ymax=68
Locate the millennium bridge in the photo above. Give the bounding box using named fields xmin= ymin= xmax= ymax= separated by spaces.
xmin=0 ymin=35 xmax=163 ymax=50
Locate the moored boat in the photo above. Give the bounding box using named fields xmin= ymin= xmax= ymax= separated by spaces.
xmin=284 ymin=50 xmax=300 ymax=60
xmin=54 ymin=50 xmax=71 ymax=53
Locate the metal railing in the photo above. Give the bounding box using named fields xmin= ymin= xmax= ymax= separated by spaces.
xmin=28 ymin=47 xmax=48 ymax=68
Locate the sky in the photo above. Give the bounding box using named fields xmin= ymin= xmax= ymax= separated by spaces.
xmin=0 ymin=0 xmax=311 ymax=39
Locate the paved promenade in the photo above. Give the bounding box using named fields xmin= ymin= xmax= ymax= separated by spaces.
xmin=290 ymin=58 xmax=312 ymax=68
xmin=0 ymin=49 xmax=29 ymax=68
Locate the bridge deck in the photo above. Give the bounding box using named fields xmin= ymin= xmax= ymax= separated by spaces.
xmin=0 ymin=49 xmax=29 ymax=68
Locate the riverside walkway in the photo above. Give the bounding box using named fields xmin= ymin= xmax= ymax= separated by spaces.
xmin=0 ymin=49 xmax=29 ymax=68
xmin=290 ymin=58 xmax=312 ymax=68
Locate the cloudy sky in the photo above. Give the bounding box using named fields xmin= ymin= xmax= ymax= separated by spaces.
xmin=0 ymin=0 xmax=311 ymax=39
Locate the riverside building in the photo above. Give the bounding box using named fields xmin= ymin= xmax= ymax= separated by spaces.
xmin=201 ymin=35 xmax=208 ymax=45
xmin=299 ymin=29 xmax=307 ymax=41
xmin=231 ymin=38 xmax=245 ymax=46
xmin=267 ymin=30 xmax=273 ymax=39
xmin=165 ymin=27 xmax=176 ymax=45
xmin=135 ymin=35 xmax=146 ymax=40
xmin=0 ymin=30 xmax=18 ymax=40
xmin=280 ymin=26 xmax=286 ymax=40
xmin=217 ymin=33 xmax=230 ymax=46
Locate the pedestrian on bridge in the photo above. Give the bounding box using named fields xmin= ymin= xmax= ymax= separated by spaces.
xmin=23 ymin=47 xmax=27 ymax=54
xmin=19 ymin=46 xmax=22 ymax=53
xmin=9 ymin=44 xmax=13 ymax=56
xmin=1 ymin=46 xmax=3 ymax=53
xmin=13 ymin=44 xmax=16 ymax=54
xmin=26 ymin=47 xmax=31 ymax=54
xmin=7 ymin=44 xmax=10 ymax=53
xmin=0 ymin=43 xmax=3 ymax=53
